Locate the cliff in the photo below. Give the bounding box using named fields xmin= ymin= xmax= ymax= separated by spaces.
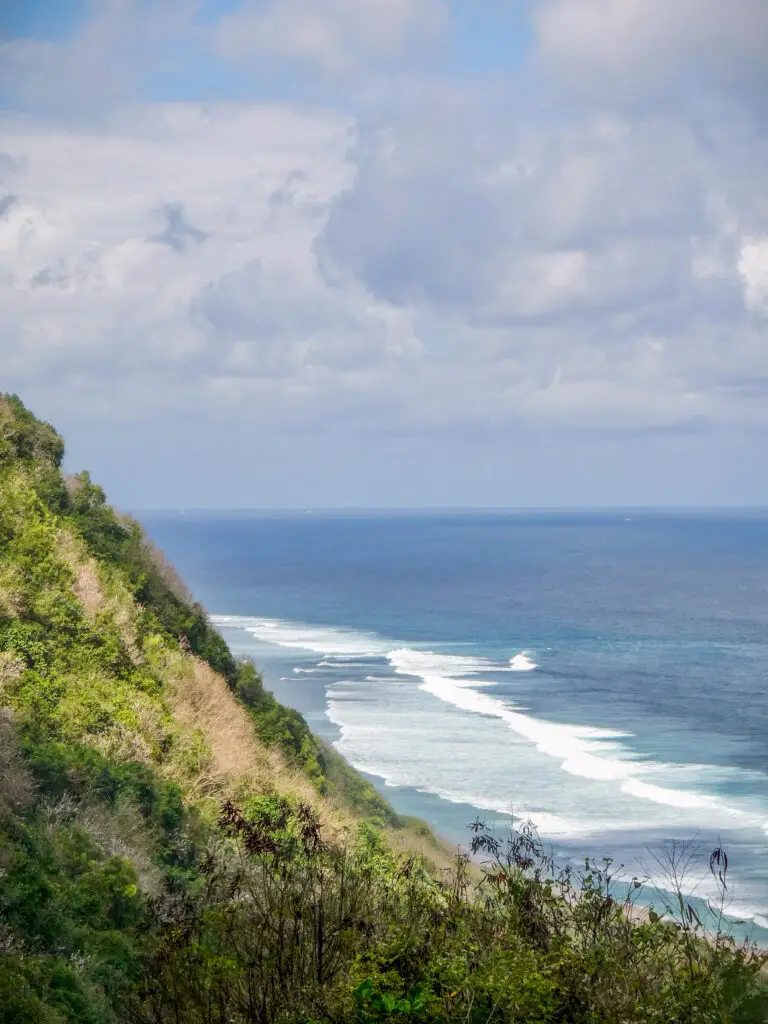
xmin=0 ymin=394 xmax=765 ymax=1023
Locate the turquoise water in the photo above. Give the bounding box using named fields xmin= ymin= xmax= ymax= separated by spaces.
xmin=142 ymin=510 xmax=768 ymax=937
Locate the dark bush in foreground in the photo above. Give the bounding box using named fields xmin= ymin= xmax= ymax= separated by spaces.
xmin=130 ymin=808 xmax=768 ymax=1024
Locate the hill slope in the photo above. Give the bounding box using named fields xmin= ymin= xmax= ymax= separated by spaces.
xmin=1 ymin=394 xmax=766 ymax=1024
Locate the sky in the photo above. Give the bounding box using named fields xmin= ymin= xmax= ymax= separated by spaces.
xmin=1 ymin=0 xmax=767 ymax=509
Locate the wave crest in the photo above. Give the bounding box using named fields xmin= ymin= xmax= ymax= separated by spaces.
xmin=213 ymin=614 xmax=768 ymax=843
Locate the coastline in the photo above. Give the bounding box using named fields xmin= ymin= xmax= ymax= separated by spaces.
xmin=240 ymin=636 xmax=768 ymax=946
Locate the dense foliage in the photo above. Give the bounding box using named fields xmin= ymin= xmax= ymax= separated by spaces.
xmin=1 ymin=393 xmax=766 ymax=1023
xmin=131 ymin=812 xmax=768 ymax=1024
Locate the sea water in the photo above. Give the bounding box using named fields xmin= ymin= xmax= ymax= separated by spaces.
xmin=141 ymin=510 xmax=768 ymax=937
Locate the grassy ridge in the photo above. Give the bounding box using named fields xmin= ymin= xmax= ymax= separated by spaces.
xmin=1 ymin=393 xmax=400 ymax=825
xmin=1 ymin=393 xmax=767 ymax=1023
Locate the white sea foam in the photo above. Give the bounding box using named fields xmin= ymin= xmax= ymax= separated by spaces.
xmin=387 ymin=648 xmax=497 ymax=679
xmin=211 ymin=615 xmax=387 ymax=658
xmin=621 ymin=779 xmax=713 ymax=810
xmin=318 ymin=659 xmax=378 ymax=668
xmin=385 ymin=646 xmax=768 ymax=830
xmin=713 ymin=903 xmax=768 ymax=930
xmin=325 ymin=694 xmax=593 ymax=838
xmin=637 ymin=867 xmax=768 ymax=929
xmin=419 ymin=792 xmax=587 ymax=838
xmin=388 ymin=646 xmax=634 ymax=782
xmin=216 ymin=614 xmax=768 ymax=847
xmin=420 ymin=676 xmax=632 ymax=781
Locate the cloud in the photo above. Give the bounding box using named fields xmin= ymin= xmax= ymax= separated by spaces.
xmin=738 ymin=238 xmax=768 ymax=313
xmin=0 ymin=100 xmax=423 ymax=429
xmin=148 ymin=201 xmax=208 ymax=252
xmin=214 ymin=0 xmax=447 ymax=77
xmin=531 ymin=0 xmax=768 ymax=114
xmin=0 ymin=194 xmax=17 ymax=219
xmin=0 ymin=0 xmax=766 ymax=453
xmin=0 ymin=0 xmax=199 ymax=119
xmin=315 ymin=78 xmax=768 ymax=428
xmin=318 ymin=94 xmax=764 ymax=322
xmin=198 ymin=258 xmax=417 ymax=375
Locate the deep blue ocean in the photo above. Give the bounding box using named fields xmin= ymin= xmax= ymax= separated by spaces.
xmin=141 ymin=510 xmax=768 ymax=936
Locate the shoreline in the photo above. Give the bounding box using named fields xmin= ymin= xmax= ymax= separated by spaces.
xmin=218 ymin=624 xmax=768 ymax=946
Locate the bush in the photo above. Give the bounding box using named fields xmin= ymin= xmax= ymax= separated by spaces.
xmin=132 ymin=806 xmax=768 ymax=1024
xmin=0 ymin=394 xmax=65 ymax=469
xmin=3 ymin=393 xmax=767 ymax=1024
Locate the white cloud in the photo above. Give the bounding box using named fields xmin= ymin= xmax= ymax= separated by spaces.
xmin=2 ymin=83 xmax=767 ymax=436
xmin=0 ymin=103 xmax=418 ymax=417
xmin=315 ymin=83 xmax=768 ymax=428
xmin=532 ymin=0 xmax=768 ymax=112
xmin=738 ymin=238 xmax=768 ymax=314
xmin=0 ymin=0 xmax=199 ymax=119
xmin=1 ymin=0 xmax=767 ymax=450
xmin=214 ymin=0 xmax=447 ymax=76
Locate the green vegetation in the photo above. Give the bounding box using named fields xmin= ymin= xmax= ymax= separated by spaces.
xmin=1 ymin=392 xmax=767 ymax=1023
xmin=233 ymin=658 xmax=401 ymax=827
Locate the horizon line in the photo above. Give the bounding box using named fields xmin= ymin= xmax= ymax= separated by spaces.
xmin=130 ymin=504 xmax=768 ymax=515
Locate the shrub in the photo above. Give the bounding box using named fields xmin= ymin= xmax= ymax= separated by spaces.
xmin=3 ymin=393 xmax=767 ymax=1024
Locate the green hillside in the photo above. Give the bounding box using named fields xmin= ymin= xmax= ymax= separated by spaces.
xmin=0 ymin=393 xmax=766 ymax=1023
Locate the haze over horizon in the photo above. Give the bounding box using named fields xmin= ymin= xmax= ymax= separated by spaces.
xmin=2 ymin=1 xmax=767 ymax=508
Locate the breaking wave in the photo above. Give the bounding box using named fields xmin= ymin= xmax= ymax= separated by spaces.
xmin=214 ymin=614 xmax=768 ymax=863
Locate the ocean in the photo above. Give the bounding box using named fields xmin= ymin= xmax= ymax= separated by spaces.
xmin=141 ymin=510 xmax=768 ymax=937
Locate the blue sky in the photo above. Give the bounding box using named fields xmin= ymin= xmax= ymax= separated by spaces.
xmin=1 ymin=1 xmax=767 ymax=507
xmin=2 ymin=0 xmax=87 ymax=40
xmin=2 ymin=0 xmax=532 ymax=105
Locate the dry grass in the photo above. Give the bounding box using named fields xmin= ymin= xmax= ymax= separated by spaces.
xmin=164 ymin=652 xmax=353 ymax=842
xmin=0 ymin=651 xmax=24 ymax=693
xmin=64 ymin=539 xmax=104 ymax=617
xmin=80 ymin=797 xmax=164 ymax=894
xmin=57 ymin=528 xmax=142 ymax=661
xmin=0 ymin=706 xmax=35 ymax=815
xmin=139 ymin=530 xmax=195 ymax=605
xmin=0 ymin=563 xmax=24 ymax=619
xmin=0 ymin=588 xmax=19 ymax=618
xmin=47 ymin=794 xmax=164 ymax=896
xmin=387 ymin=824 xmax=464 ymax=876
xmin=91 ymin=708 xmax=160 ymax=767
xmin=62 ymin=473 xmax=82 ymax=501
xmin=0 ymin=395 xmax=13 ymax=438
xmin=51 ymin=530 xmax=354 ymax=844
xmin=49 ymin=530 xmax=444 ymax=863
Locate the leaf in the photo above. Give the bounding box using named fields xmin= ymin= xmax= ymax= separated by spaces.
xmin=709 ymin=848 xmax=729 ymax=890
xmin=354 ymin=979 xmax=374 ymax=1005
xmin=408 ymin=984 xmax=427 ymax=1011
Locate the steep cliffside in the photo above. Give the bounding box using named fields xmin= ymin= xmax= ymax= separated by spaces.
xmin=1 ymin=394 xmax=765 ymax=1024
